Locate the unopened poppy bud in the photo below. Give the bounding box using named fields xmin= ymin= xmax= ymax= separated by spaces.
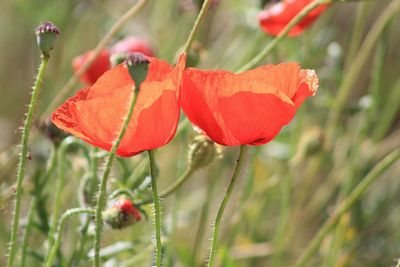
xmin=125 ymin=53 xmax=150 ymax=89
xmin=36 ymin=118 xmax=68 ymax=146
xmin=188 ymin=135 xmax=218 ymax=170
xmin=110 ymin=52 xmax=129 ymax=67
xmin=35 ymin=21 xmax=60 ymax=57
xmin=103 ymin=198 xmax=141 ymax=229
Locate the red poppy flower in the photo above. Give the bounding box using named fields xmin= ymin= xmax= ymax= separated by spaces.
xmin=53 ymin=54 xmax=186 ymax=157
xmin=73 ymin=36 xmax=154 ymax=85
xmin=181 ymin=63 xmax=318 ymax=146
xmin=259 ymin=0 xmax=329 ymax=37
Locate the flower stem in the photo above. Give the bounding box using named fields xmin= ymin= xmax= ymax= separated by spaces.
xmin=43 ymin=0 xmax=149 ymax=117
xmin=93 ymin=87 xmax=139 ymax=267
xmin=183 ymin=0 xmax=213 ymax=53
xmin=147 ymin=150 xmax=163 ymax=267
xmin=7 ymin=54 xmax=49 ymax=267
xmin=237 ymin=0 xmax=329 ymax=73
xmin=137 ymin=167 xmax=195 ymax=205
xmin=208 ymin=145 xmax=248 ymax=267
xmin=45 ymin=208 xmax=95 ymax=267
xmin=294 ymin=148 xmax=400 ymax=267
xmin=325 ymin=0 xmax=400 ymax=140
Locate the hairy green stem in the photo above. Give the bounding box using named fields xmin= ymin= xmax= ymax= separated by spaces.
xmin=148 ymin=150 xmax=163 ymax=267
xmin=208 ymin=145 xmax=248 ymax=267
xmin=7 ymin=55 xmax=49 ymax=267
xmin=294 ymin=148 xmax=400 ymax=267
xmin=93 ymin=88 xmax=139 ymax=267
xmin=325 ymin=0 xmax=400 ymax=139
xmin=183 ymin=0 xmax=213 ymax=53
xmin=45 ymin=208 xmax=95 ymax=267
xmin=43 ymin=0 xmax=149 ymax=117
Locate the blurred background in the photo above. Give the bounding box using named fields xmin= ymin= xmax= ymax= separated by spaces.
xmin=1 ymin=0 xmax=399 ymax=266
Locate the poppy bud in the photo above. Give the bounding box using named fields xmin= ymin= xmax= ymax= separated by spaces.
xmin=36 ymin=118 xmax=68 ymax=146
xmin=35 ymin=21 xmax=60 ymax=57
xmin=125 ymin=53 xmax=150 ymax=89
xmin=103 ymin=198 xmax=141 ymax=229
xmin=188 ymin=135 xmax=219 ymax=170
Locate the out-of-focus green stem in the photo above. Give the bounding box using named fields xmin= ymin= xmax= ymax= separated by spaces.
xmin=7 ymin=55 xmax=49 ymax=267
xmin=43 ymin=0 xmax=149 ymax=117
xmin=325 ymin=0 xmax=400 ymax=139
xmin=148 ymin=150 xmax=163 ymax=267
xmin=294 ymin=148 xmax=400 ymax=267
xmin=208 ymin=145 xmax=248 ymax=267
xmin=45 ymin=136 xmax=89 ymax=262
xmin=344 ymin=2 xmax=368 ymax=69
xmin=93 ymin=88 xmax=139 ymax=267
xmin=183 ymin=0 xmax=213 ymax=53
xmin=20 ymin=199 xmax=36 ymax=267
xmin=138 ymin=167 xmax=195 ymax=205
xmin=45 ymin=208 xmax=95 ymax=267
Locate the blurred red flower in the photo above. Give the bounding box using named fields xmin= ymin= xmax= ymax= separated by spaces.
xmin=72 ymin=36 xmax=154 ymax=85
xmin=259 ymin=0 xmax=328 ymax=36
xmin=53 ymin=54 xmax=186 ymax=157
xmin=181 ymin=63 xmax=318 ymax=146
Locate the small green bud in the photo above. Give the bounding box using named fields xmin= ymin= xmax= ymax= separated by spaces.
xmin=125 ymin=53 xmax=150 ymax=89
xmin=110 ymin=52 xmax=129 ymax=67
xmin=35 ymin=21 xmax=60 ymax=57
xmin=188 ymin=135 xmax=219 ymax=170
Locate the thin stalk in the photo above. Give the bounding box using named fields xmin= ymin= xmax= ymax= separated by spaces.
xmin=43 ymin=0 xmax=149 ymax=117
xmin=183 ymin=0 xmax=213 ymax=53
xmin=237 ymin=0 xmax=329 ymax=72
xmin=208 ymin=145 xmax=248 ymax=267
xmin=325 ymin=0 xmax=400 ymax=139
xmin=20 ymin=199 xmax=36 ymax=267
xmin=45 ymin=208 xmax=95 ymax=267
xmin=148 ymin=150 xmax=163 ymax=267
xmin=294 ymin=148 xmax=400 ymax=267
xmin=7 ymin=54 xmax=49 ymax=267
xmin=271 ymin=173 xmax=292 ymax=267
xmin=344 ymin=2 xmax=368 ymax=69
xmin=137 ymin=167 xmax=195 ymax=205
xmin=93 ymin=88 xmax=139 ymax=267
xmin=45 ymin=136 xmax=89 ymax=262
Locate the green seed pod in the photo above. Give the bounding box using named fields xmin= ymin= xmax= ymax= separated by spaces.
xmin=35 ymin=21 xmax=60 ymax=57
xmin=125 ymin=53 xmax=150 ymax=89
xmin=188 ymin=135 xmax=219 ymax=170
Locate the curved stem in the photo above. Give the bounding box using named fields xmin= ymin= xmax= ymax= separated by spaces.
xmin=208 ymin=145 xmax=248 ymax=267
xmin=45 ymin=136 xmax=90 ymax=262
xmin=93 ymin=88 xmax=139 ymax=267
xmin=138 ymin=167 xmax=195 ymax=205
xmin=7 ymin=55 xmax=49 ymax=267
xmin=294 ymin=148 xmax=400 ymax=267
xmin=43 ymin=0 xmax=149 ymax=117
xmin=325 ymin=0 xmax=400 ymax=139
xmin=147 ymin=150 xmax=162 ymax=267
xmin=45 ymin=208 xmax=95 ymax=267
xmin=183 ymin=0 xmax=213 ymax=53
xmin=237 ymin=0 xmax=329 ymax=73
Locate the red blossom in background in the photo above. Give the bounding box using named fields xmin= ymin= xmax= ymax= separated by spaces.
xmin=72 ymin=36 xmax=154 ymax=85
xmin=259 ymin=0 xmax=329 ymax=37
xmin=53 ymin=54 xmax=186 ymax=157
xmin=181 ymin=63 xmax=319 ymax=146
